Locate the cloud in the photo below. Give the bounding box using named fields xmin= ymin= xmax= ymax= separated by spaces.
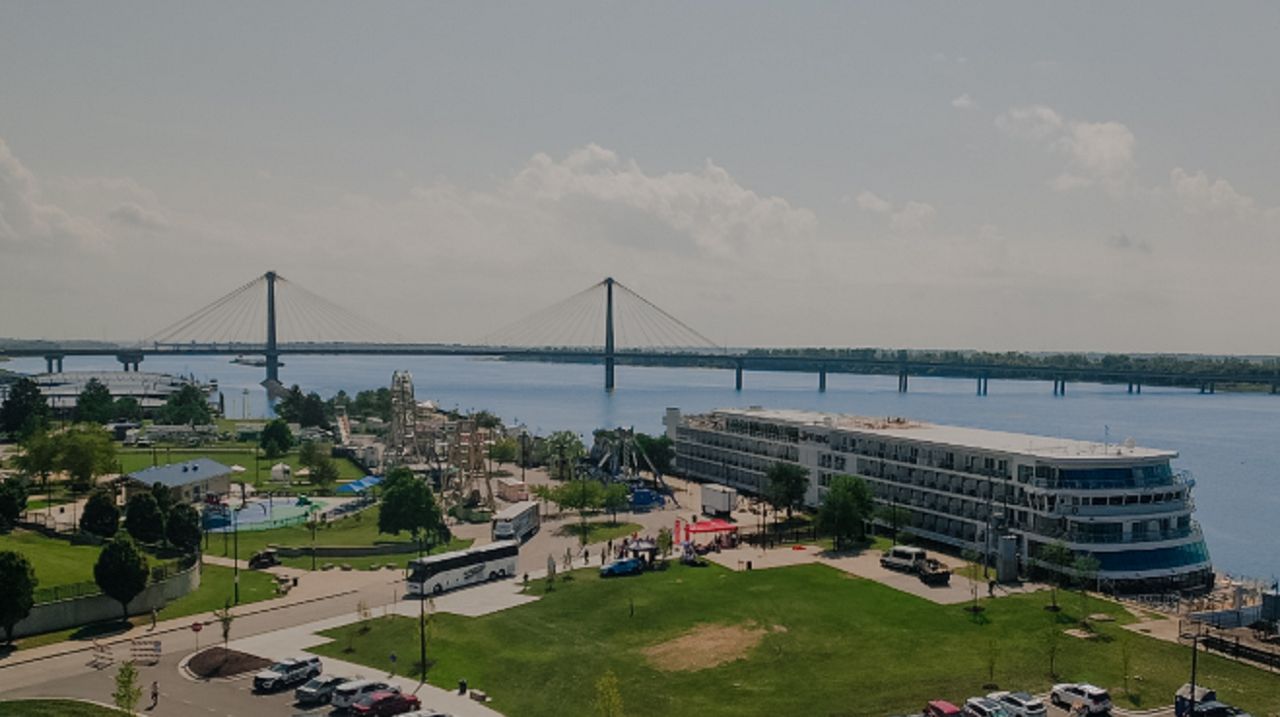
xmin=109 ymin=202 xmax=169 ymax=230
xmin=0 ymin=138 xmax=102 ymax=246
xmin=1169 ymin=167 xmax=1255 ymax=216
xmin=951 ymin=93 xmax=977 ymax=110
xmin=1105 ymin=233 xmax=1152 ymax=253
xmin=997 ymin=105 xmax=1135 ymax=193
xmin=853 ymin=190 xmax=936 ymax=234
xmin=854 ymin=191 xmax=893 ymax=213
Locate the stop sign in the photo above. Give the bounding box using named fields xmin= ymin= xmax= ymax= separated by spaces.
xmin=191 ymin=622 xmax=203 ymax=633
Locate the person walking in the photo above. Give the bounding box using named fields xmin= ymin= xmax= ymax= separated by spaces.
xmin=150 ymin=681 xmax=159 ymax=709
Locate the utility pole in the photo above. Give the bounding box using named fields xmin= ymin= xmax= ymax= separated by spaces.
xmin=419 ymin=596 xmax=427 ymax=685
xmin=233 ymin=507 xmax=240 ymax=605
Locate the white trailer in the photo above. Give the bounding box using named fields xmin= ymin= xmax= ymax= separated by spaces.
xmin=700 ymin=483 xmax=737 ymax=517
xmin=492 ymin=500 xmax=540 ymax=543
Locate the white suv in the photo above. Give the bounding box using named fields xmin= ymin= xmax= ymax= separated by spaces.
xmin=1051 ymin=683 xmax=1112 ymax=714
xmin=987 ymin=691 xmax=1047 ymax=717
xmin=331 ymin=679 xmax=400 ymax=710
xmin=252 ymin=656 xmax=322 ymax=692
xmin=963 ymin=697 xmax=1010 ymax=717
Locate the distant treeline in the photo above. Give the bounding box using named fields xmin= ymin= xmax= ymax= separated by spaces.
xmin=506 ymin=348 xmax=1280 ymax=390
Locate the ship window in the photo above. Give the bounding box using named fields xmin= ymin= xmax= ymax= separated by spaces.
xmin=1109 ymin=496 xmax=1123 ymax=506
xmin=1139 ymin=494 xmax=1152 ymax=504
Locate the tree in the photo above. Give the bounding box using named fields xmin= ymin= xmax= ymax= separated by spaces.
xmin=551 ymin=479 xmax=604 ymax=545
xmin=75 ymin=378 xmax=114 ymax=424
xmin=765 ymin=462 xmax=809 ymax=520
xmin=112 ymin=396 xmax=142 ymax=421
xmin=213 ymin=599 xmax=235 ymax=650
xmin=308 ymin=454 xmax=340 ymax=490
xmin=544 ymin=431 xmax=585 ymax=481
xmin=158 ymin=383 xmax=212 ymax=425
xmin=656 ymin=527 xmax=673 ymax=560
xmin=151 ymin=482 xmax=176 ymax=518
xmin=297 ymin=441 xmax=324 ymax=469
xmin=0 ymin=550 xmax=37 ymax=643
xmin=57 ymin=425 xmax=117 ymax=493
xmin=80 ymin=488 xmax=121 ymax=538
xmin=488 ymin=437 xmax=519 ymax=464
xmin=1073 ymin=553 xmax=1101 ymax=625
xmin=166 ymin=503 xmax=202 ymax=553
xmin=259 ymin=419 xmax=293 ymax=459
xmin=113 ymin=659 xmax=142 ymax=715
xmin=876 ymin=503 xmax=912 ymax=545
xmin=593 ymin=670 xmax=625 ymax=717
xmin=0 ymin=477 xmax=28 ymax=532
xmin=15 ymin=430 xmax=59 ymax=490
xmin=124 ymin=492 xmax=166 ymax=545
xmin=634 ymin=433 xmax=675 ymax=476
xmin=275 ymin=385 xmax=306 ymax=423
xmin=0 ymin=377 xmax=49 ymax=438
xmin=299 ymin=392 xmax=329 ymax=429
xmin=94 ymin=534 xmax=149 ymax=622
xmin=816 ymin=474 xmax=874 ymax=550
xmin=378 ymin=469 xmax=448 ymax=552
xmin=1038 ymin=541 xmax=1075 ymax=611
xmin=601 ymin=483 xmax=630 ymax=525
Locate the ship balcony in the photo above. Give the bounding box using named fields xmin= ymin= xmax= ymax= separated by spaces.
xmin=1041 ymin=522 xmax=1201 ymax=546
xmin=1052 ymin=498 xmax=1194 ymax=518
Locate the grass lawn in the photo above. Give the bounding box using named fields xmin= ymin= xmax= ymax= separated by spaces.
xmin=208 ymin=505 xmax=408 ymax=558
xmin=13 ymin=563 xmax=277 ymax=652
xmin=314 ymin=563 xmax=1280 ymax=716
xmin=0 ymin=700 xmax=125 ymax=716
xmin=276 ymin=538 xmax=474 ymax=572
xmin=553 ymin=520 xmax=643 ymax=545
xmin=0 ymin=529 xmax=99 ymax=588
xmin=116 ymin=447 xmax=365 ymax=483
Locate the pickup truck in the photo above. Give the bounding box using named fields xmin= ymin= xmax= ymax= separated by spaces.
xmin=916 ymin=558 xmax=952 ymax=586
xmin=252 ymin=655 xmax=322 ymax=692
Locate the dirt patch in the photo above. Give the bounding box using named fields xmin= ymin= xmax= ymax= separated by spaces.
xmin=1063 ymin=628 xmax=1099 ymax=641
xmin=187 ymin=647 xmax=271 ymax=679
xmin=642 ymin=623 xmax=780 ymax=672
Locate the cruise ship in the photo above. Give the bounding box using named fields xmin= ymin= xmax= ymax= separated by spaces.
xmin=666 ymin=406 xmax=1212 ymax=594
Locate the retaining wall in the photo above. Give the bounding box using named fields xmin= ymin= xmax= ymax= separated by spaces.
xmin=269 ymin=542 xmax=419 ymax=559
xmin=12 ymin=561 xmax=202 ymax=639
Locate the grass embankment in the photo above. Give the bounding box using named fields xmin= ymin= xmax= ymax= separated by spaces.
xmin=554 ymin=520 xmax=643 ymax=545
xmin=208 ymin=505 xmax=471 ymax=571
xmin=0 ymin=529 xmax=99 ymax=587
xmin=314 ymin=563 xmax=1280 ymax=716
xmin=116 ymin=448 xmax=365 ymax=483
xmin=13 ymin=564 xmax=277 ymax=652
xmin=0 ymin=700 xmax=125 ymax=716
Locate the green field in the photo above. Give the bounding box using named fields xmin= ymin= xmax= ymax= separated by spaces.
xmin=554 ymin=520 xmax=643 ymax=545
xmin=0 ymin=529 xmax=99 ymax=588
xmin=207 ymin=505 xmax=472 ymax=570
xmin=314 ymin=563 xmax=1280 ymax=716
xmin=116 ymin=448 xmax=365 ymax=484
xmin=0 ymin=700 xmax=125 ymax=716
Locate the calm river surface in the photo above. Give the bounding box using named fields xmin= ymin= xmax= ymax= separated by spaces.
xmin=8 ymin=354 xmax=1278 ymax=580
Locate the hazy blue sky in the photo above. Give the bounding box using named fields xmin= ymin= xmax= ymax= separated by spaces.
xmin=2 ymin=2 xmax=1277 ymax=353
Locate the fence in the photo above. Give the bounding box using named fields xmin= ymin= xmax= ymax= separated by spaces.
xmin=32 ymin=554 xmax=197 ymax=606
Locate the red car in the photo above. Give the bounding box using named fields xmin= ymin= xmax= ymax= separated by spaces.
xmin=924 ymin=701 xmax=962 ymax=717
xmin=351 ymin=690 xmax=421 ymax=716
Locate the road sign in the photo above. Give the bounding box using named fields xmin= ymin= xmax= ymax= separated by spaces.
xmin=191 ymin=622 xmax=203 ymax=633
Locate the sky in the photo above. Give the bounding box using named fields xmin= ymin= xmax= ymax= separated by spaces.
xmin=1 ymin=2 xmax=1278 ymax=353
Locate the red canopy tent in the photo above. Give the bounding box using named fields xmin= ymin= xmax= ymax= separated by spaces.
xmin=683 ymin=518 xmax=738 ymax=543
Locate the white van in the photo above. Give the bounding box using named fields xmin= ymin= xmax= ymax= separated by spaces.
xmin=330 ymin=679 xmax=399 ymax=710
xmin=879 ymin=546 xmax=926 ymax=572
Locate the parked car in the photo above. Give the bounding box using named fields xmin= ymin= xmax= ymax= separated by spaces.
xmin=294 ymin=674 xmax=349 ymax=705
xmin=986 ymin=691 xmax=1047 ymax=717
xmin=881 ymin=546 xmax=927 ymax=572
xmin=400 ymin=711 xmax=453 ymax=717
xmin=1189 ymin=702 xmax=1252 ymax=717
xmin=352 ymin=690 xmax=422 ymax=716
xmin=1050 ymin=683 xmax=1112 ymax=714
xmin=924 ymin=700 xmax=963 ymax=717
xmin=600 ymin=557 xmax=644 ymax=577
xmin=331 ymin=680 xmax=400 ymax=711
xmin=252 ymin=656 xmax=322 ymax=692
xmin=248 ymin=549 xmax=280 ymax=569
xmin=963 ymin=697 xmax=1011 ymax=717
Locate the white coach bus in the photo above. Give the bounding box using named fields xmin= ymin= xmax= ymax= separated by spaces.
xmin=406 ymin=541 xmax=519 ymax=596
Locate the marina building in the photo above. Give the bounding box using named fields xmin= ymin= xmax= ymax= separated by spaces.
xmin=666 ymin=406 xmax=1212 ymax=594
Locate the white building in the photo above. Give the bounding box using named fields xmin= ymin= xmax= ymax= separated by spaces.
xmin=666 ymin=406 xmax=1212 ymax=594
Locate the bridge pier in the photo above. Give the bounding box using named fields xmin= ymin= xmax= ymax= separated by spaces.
xmin=734 ymin=361 xmax=743 ymax=391
xmin=43 ymin=355 xmax=64 ymax=373
xmin=818 ymin=367 xmax=827 ymax=392
xmin=1052 ymin=378 xmax=1067 ymax=396
xmin=976 ymin=375 xmax=988 ymax=396
xmin=1199 ymin=381 xmax=1216 ymax=395
xmin=264 ymin=270 xmax=281 ymax=385
xmin=897 ymin=370 xmax=909 ymax=393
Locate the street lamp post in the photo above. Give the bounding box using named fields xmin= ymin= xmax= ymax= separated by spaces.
xmin=419 ymin=595 xmax=427 ymax=685
xmin=1180 ymin=625 xmax=1204 ymax=713
xmin=233 ymin=506 xmax=240 ymax=605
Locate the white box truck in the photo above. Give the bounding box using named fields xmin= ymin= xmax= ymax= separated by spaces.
xmin=700 ymin=483 xmax=737 ymax=517
xmin=492 ymin=501 xmax=540 ymax=543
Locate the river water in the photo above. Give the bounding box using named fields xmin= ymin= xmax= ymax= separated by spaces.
xmin=7 ymin=354 xmax=1278 ymax=580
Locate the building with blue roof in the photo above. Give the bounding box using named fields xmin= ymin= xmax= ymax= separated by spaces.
xmin=122 ymin=458 xmax=233 ymax=503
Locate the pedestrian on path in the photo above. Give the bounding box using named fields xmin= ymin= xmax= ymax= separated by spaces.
xmin=150 ymin=607 xmax=157 ymax=631
xmin=149 ymin=681 xmax=159 ymax=709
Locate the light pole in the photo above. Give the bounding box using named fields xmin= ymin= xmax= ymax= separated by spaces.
xmin=418 ymin=595 xmax=427 ymax=685
xmin=1180 ymin=625 xmax=1205 ymax=713
xmin=233 ymin=505 xmax=240 ymax=605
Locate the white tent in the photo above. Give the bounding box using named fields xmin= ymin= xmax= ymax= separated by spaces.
xmin=270 ymin=463 xmax=292 ymax=482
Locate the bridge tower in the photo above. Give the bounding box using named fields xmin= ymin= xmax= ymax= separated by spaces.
xmin=265 ymin=270 xmax=280 ymax=384
xmin=604 ymin=276 xmax=616 ymax=391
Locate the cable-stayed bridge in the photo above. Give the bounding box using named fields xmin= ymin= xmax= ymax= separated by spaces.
xmin=3 ymin=271 xmax=1277 ymax=394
